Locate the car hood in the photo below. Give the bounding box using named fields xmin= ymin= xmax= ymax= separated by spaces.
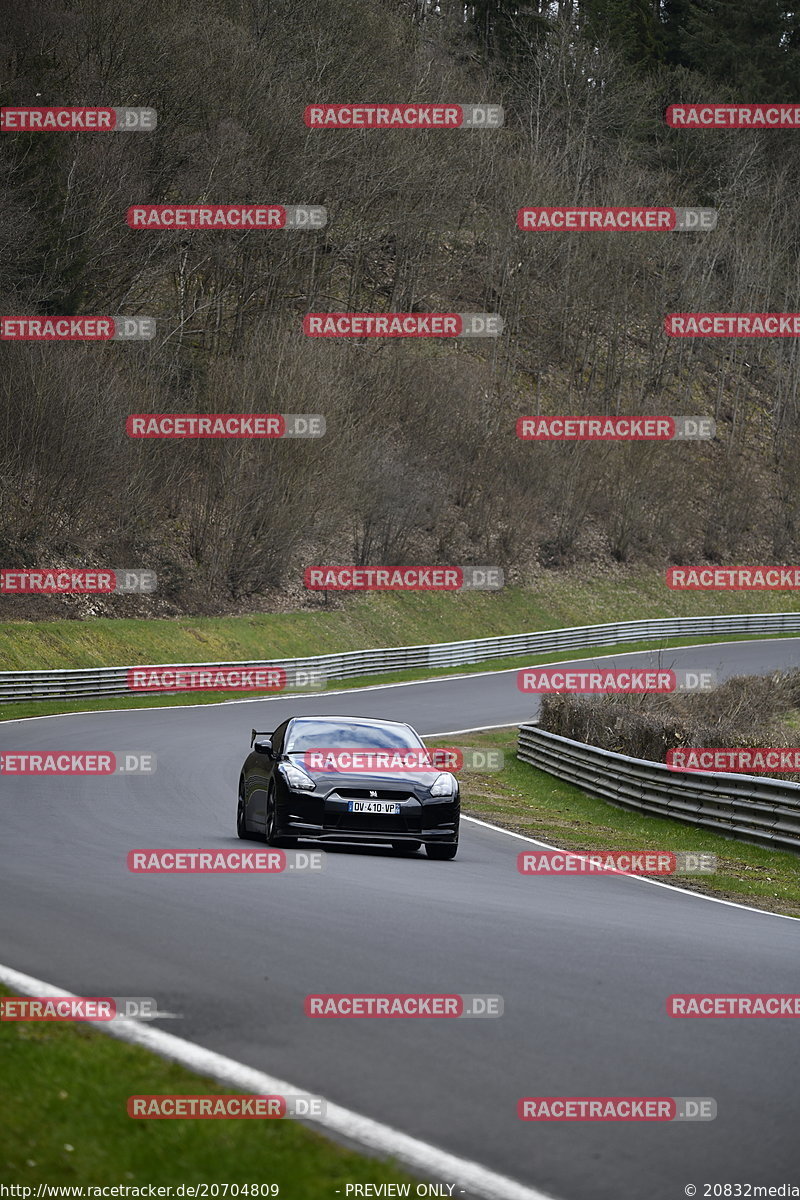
xmin=284 ymin=752 xmax=445 ymax=791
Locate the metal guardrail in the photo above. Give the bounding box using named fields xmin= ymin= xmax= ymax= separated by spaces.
xmin=2 ymin=610 xmax=800 ymax=703
xmin=517 ymin=724 xmax=800 ymax=854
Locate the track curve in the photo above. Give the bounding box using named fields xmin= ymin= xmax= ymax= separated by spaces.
xmin=2 ymin=639 xmax=800 ymax=1199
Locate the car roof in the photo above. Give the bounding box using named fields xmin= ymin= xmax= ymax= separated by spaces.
xmin=287 ymin=715 xmax=414 ymax=728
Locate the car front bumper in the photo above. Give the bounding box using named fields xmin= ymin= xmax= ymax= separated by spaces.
xmin=282 ymin=794 xmax=459 ymax=844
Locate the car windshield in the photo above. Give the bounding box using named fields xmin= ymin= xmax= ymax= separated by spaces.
xmin=285 ymin=719 xmax=423 ymax=754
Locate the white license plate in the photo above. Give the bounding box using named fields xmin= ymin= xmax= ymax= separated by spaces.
xmin=347 ymin=800 xmax=400 ymax=814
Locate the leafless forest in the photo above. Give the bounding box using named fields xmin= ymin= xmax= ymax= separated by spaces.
xmin=3 ymin=0 xmax=800 ymax=613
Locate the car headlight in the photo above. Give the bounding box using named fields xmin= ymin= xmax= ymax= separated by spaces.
xmin=430 ymin=772 xmax=456 ymax=797
xmin=279 ymin=762 xmax=316 ymax=791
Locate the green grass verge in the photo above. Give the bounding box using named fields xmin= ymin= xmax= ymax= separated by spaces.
xmin=0 ymin=986 xmax=417 ymax=1191
xmin=427 ymin=730 xmax=800 ymax=918
xmin=2 ymin=632 xmax=796 ymax=723
xmin=3 ymin=570 xmax=800 ymax=671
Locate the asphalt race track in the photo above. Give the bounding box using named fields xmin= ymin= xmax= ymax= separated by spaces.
xmin=2 ymin=639 xmax=800 ymax=1199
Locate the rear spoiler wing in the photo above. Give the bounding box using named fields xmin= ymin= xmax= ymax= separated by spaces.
xmin=251 ymin=728 xmax=273 ymax=747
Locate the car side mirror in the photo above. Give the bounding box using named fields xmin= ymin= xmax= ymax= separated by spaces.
xmin=254 ymin=737 xmax=273 ymax=757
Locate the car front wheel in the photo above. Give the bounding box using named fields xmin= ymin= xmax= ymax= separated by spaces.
xmin=236 ymin=782 xmax=248 ymax=840
xmin=265 ymin=782 xmax=297 ymax=848
xmin=265 ymin=782 xmax=280 ymax=846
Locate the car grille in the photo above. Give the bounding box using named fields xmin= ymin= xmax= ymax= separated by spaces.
xmin=336 ymin=812 xmax=408 ymax=833
xmin=333 ymin=787 xmax=415 ymax=801
xmin=325 ymin=788 xmax=421 ymax=834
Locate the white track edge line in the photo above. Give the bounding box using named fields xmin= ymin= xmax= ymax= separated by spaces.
xmin=0 ymin=964 xmax=556 ymax=1200
xmin=422 ymin=726 xmax=800 ymax=923
xmin=459 ymin=814 xmax=799 ymax=923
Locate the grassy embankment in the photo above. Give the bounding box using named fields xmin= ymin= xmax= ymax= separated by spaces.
xmin=0 ymin=988 xmax=419 ymax=1192
xmin=2 ymin=569 xmax=799 ymax=720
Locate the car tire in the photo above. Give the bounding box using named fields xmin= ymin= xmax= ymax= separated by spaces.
xmin=236 ymin=782 xmax=249 ymax=840
xmin=264 ymin=783 xmax=297 ymax=847
xmin=265 ymin=781 xmax=281 ymax=846
xmin=425 ymin=842 xmax=458 ymax=860
xmin=391 ymin=841 xmax=421 ymax=854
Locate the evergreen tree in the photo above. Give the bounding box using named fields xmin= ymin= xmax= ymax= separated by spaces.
xmin=579 ymin=0 xmax=665 ymax=71
xmin=468 ymin=0 xmax=552 ymax=60
xmin=682 ymin=0 xmax=800 ymax=97
xmin=661 ymin=0 xmax=693 ymax=65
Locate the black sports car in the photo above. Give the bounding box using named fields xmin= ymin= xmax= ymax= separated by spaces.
xmin=236 ymin=715 xmax=459 ymax=859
